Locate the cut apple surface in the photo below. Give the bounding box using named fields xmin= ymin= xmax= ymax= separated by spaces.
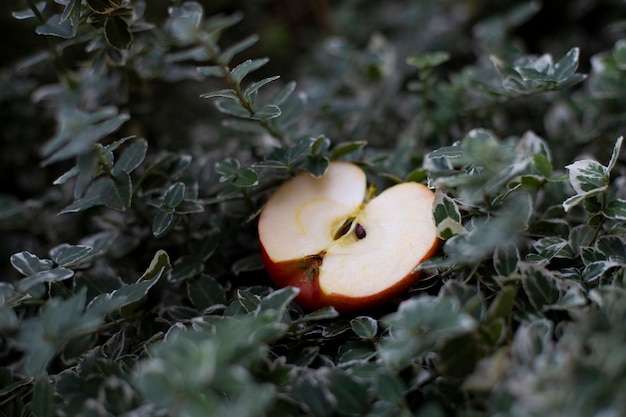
xmin=258 ymin=161 xmax=438 ymax=313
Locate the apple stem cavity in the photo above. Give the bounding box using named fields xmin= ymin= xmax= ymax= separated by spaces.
xmin=355 ymin=223 xmax=366 ymax=239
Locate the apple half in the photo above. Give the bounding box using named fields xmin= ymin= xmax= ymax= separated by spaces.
xmin=258 ymin=161 xmax=438 ymax=313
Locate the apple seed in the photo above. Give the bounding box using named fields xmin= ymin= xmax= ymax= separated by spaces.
xmin=333 ymin=216 xmax=355 ymax=240
xmin=355 ymin=223 xmax=366 ymax=239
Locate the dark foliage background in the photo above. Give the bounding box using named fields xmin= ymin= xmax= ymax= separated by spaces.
xmin=2 ymin=0 xmax=626 ymax=416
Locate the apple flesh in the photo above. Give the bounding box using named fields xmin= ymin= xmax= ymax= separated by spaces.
xmin=258 ymin=161 xmax=438 ymax=313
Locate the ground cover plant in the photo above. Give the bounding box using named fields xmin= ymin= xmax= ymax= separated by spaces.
xmin=2 ymin=0 xmax=626 ymax=416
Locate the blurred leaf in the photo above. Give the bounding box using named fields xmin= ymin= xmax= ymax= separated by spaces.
xmin=187 ymin=275 xmax=226 ymax=310
xmin=493 ymin=243 xmax=519 ymax=276
xmin=290 ymin=377 xmax=335 ymax=417
xmin=407 ymin=51 xmax=450 ymax=70
xmin=17 ymin=268 xmax=74 ymax=293
xmin=104 ymin=15 xmax=133 ymax=50
xmin=379 ymin=296 xmax=477 ymax=369
xmin=31 ymin=377 xmax=54 ymax=417
xmin=42 ymin=108 xmax=129 ymax=166
xmin=36 ymin=14 xmax=74 ymax=38
xmin=220 ymin=34 xmax=259 ymax=65
xmin=328 ymin=370 xmax=370 ymax=416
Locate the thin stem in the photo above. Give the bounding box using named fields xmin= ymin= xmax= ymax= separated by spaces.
xmin=203 ymin=40 xmax=288 ymax=146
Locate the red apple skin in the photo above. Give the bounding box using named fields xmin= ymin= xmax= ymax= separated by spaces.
xmin=259 ymin=243 xmax=325 ymax=311
xmin=260 ymin=239 xmax=440 ymax=314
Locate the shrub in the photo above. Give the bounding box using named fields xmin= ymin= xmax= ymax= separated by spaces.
xmin=2 ymin=1 xmax=626 ymax=416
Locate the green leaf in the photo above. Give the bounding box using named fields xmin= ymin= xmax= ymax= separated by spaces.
xmin=375 ymin=371 xmax=407 ymax=404
xmin=175 ymin=200 xmax=205 ymax=214
xmin=42 ymin=108 xmax=130 ymax=166
xmin=0 ymin=307 xmax=18 ymax=330
xmin=484 ymin=286 xmax=516 ymax=323
xmin=10 ymin=252 xmax=53 ymax=276
xmin=606 ymin=136 xmax=623 ymax=173
xmin=233 ymin=167 xmax=259 ymax=187
xmin=331 ymin=141 xmax=367 ymax=160
xmin=163 ymin=182 xmax=186 ymax=208
xmin=244 ymin=76 xmax=280 ymax=99
xmin=552 ymin=47 xmax=580 ymax=81
xmin=36 ymin=14 xmax=74 ymax=39
xmin=215 ymin=158 xmax=240 ymax=182
xmin=112 ymin=138 xmax=148 ymax=175
xmin=271 ymin=81 xmax=297 ymax=106
xmin=522 ymin=266 xmax=559 ymax=311
xmin=101 ymin=171 xmax=132 ymax=210
xmin=532 ymin=153 xmax=553 ymax=178
xmin=582 ymin=260 xmax=621 ymax=283
xmin=187 ymin=275 xmax=226 ymax=310
xmin=232 ymin=253 xmax=264 ymax=275
xmin=169 ymin=255 xmax=205 ymax=282
xmin=230 ymin=58 xmax=270 ymax=84
xmin=291 ymin=307 xmax=339 ymax=324
xmin=12 ymin=2 xmax=45 ymax=20
xmin=31 ymin=377 xmax=54 ymax=417
xmin=290 ymin=377 xmax=335 ymax=417
xmin=200 ymin=88 xmax=239 ymax=100
xmin=153 ymin=211 xmax=177 ymax=237
xmin=49 ymin=244 xmax=93 ymax=267
xmin=104 ymin=15 xmax=133 ymax=50
xmin=251 ymin=104 xmax=281 ymax=120
xmin=197 ymin=65 xmax=225 ymax=77
xmin=407 ymin=51 xmax=450 ymax=70
xmin=613 ymin=39 xmax=626 ymax=70
xmin=86 ymin=0 xmax=120 ymax=14
xmin=256 ymin=287 xmax=299 ymax=319
xmin=17 ymin=268 xmax=75 ymax=293
xmin=306 ymin=156 xmax=330 ymax=178
xmin=220 ymin=34 xmax=259 ymax=65
xmin=493 ymin=243 xmax=519 ymax=276
xmin=215 ymin=98 xmax=251 ymax=117
xmin=379 ymin=296 xmax=477 ymax=369
xmin=350 ymin=316 xmax=378 ymax=340
xmin=276 ymin=92 xmax=306 ymax=128
xmin=566 ymin=159 xmax=607 ymax=193
xmin=604 ymin=199 xmax=626 ymax=220
xmin=433 ymin=189 xmax=466 ymax=239
xmin=222 ymin=119 xmax=267 ymax=134
xmin=328 ymin=370 xmax=370 ymax=416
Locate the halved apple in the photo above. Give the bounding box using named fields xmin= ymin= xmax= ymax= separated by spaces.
xmin=258 ymin=161 xmax=438 ymax=313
